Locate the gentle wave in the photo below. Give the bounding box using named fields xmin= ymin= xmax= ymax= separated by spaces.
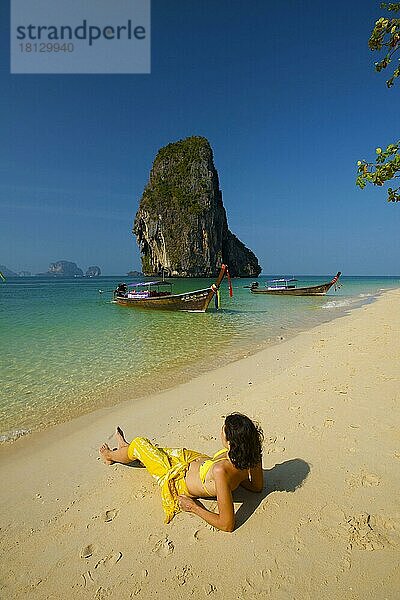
xmin=0 ymin=428 xmax=31 ymax=443
xmin=321 ymin=298 xmax=354 ymax=309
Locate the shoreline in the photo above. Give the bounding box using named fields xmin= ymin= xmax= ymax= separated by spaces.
xmin=0 ymin=284 xmax=394 ymax=445
xmin=1 ymin=288 xmax=400 ymax=599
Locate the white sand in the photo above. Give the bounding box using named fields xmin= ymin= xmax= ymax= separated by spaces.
xmin=1 ymin=289 xmax=399 ymax=599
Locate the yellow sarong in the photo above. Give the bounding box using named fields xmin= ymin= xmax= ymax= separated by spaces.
xmin=127 ymin=437 xmax=203 ymax=523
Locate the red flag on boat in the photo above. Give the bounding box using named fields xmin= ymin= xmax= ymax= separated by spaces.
xmin=226 ymin=266 xmax=233 ymax=297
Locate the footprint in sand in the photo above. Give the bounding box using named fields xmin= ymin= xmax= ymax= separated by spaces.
xmin=241 ymin=569 xmax=272 ymax=596
xmin=175 ymin=564 xmax=192 ymax=586
xmin=94 ymin=587 xmax=110 ymax=599
xmin=104 ymin=509 xmax=119 ymax=523
xmin=360 ymin=472 xmax=381 ymax=487
xmin=268 ymin=447 xmax=285 ymax=454
xmin=133 ymin=485 xmax=150 ymax=500
xmin=153 ymin=537 xmax=174 ymax=557
xmin=308 ymin=425 xmax=321 ymax=439
xmin=80 ymin=544 xmax=97 ymax=559
xmin=265 ymin=435 xmax=285 ymax=455
xmin=94 ymin=552 xmax=122 ymax=569
xmin=347 ymin=514 xmax=399 ymax=551
xmin=130 ymin=586 xmax=142 ymax=597
xmin=81 ymin=570 xmax=95 ymax=587
xmin=129 ymin=570 xmax=150 ymax=597
xmin=316 ymin=504 xmax=348 ymax=542
xmin=346 ymin=470 xmax=381 ymax=488
xmin=193 ymin=529 xmax=201 ymax=541
xmin=265 ymin=445 xmax=285 ymax=454
xmin=203 ymin=583 xmax=217 ymax=595
xmin=193 ymin=527 xmax=215 ymax=541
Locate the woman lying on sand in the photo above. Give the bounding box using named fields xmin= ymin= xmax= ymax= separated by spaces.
xmin=99 ymin=413 xmax=264 ymax=532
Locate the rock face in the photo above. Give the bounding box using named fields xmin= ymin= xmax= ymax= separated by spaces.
xmin=47 ymin=261 xmax=83 ymax=277
xmin=133 ymin=136 xmax=261 ymax=277
xmin=86 ymin=266 xmax=101 ymax=277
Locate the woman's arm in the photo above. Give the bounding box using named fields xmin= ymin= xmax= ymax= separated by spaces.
xmin=179 ymin=466 xmax=235 ymax=532
xmin=240 ymin=462 xmax=264 ymax=492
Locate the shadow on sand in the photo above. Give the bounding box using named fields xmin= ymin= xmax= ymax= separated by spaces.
xmin=233 ymin=458 xmax=311 ymax=529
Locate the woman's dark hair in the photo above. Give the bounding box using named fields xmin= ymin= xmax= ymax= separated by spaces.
xmin=224 ymin=413 xmax=264 ymax=470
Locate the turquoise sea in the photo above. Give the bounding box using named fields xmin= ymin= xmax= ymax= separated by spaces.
xmin=1 ymin=274 xmax=399 ymax=443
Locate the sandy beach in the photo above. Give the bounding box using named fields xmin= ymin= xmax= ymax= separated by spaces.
xmin=1 ymin=289 xmax=399 ymax=599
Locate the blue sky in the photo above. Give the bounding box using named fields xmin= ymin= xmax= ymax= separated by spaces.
xmin=1 ymin=0 xmax=399 ymax=275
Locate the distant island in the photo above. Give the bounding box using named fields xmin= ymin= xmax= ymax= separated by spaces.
xmin=0 ymin=265 xmax=32 ymax=277
xmin=1 ymin=261 xmax=103 ymax=278
xmin=36 ymin=261 xmax=102 ymax=277
xmin=36 ymin=261 xmax=84 ymax=277
xmin=0 ymin=264 xmax=18 ymax=277
xmin=127 ymin=270 xmax=143 ymax=277
xmin=86 ymin=266 xmax=101 ymax=277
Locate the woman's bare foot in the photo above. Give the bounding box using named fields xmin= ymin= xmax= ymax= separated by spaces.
xmin=99 ymin=443 xmax=114 ymax=465
xmin=99 ymin=441 xmax=132 ymax=466
xmin=115 ymin=426 xmax=128 ymax=449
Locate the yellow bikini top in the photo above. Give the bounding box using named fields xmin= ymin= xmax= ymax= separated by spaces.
xmin=199 ymin=448 xmax=229 ymax=496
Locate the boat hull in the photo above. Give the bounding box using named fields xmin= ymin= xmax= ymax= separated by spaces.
xmin=250 ymin=273 xmax=341 ymax=296
xmin=113 ymin=287 xmax=215 ymax=311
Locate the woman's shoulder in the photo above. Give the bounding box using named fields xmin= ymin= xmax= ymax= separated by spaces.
xmin=212 ymin=461 xmax=249 ymax=494
xmin=213 ymin=458 xmax=245 ymax=478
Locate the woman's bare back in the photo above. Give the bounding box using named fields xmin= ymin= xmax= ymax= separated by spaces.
xmin=184 ymin=453 xmax=249 ymax=498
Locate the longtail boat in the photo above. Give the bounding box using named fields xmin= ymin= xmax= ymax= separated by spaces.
xmin=250 ymin=272 xmax=341 ymax=296
xmin=112 ymin=264 xmax=232 ymax=311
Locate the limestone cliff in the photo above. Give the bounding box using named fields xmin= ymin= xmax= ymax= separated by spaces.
xmin=44 ymin=261 xmax=84 ymax=277
xmin=86 ymin=266 xmax=101 ymax=277
xmin=133 ymin=136 xmax=261 ymax=277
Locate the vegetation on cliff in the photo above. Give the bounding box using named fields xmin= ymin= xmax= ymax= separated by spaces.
xmin=140 ymin=136 xmax=212 ymax=216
